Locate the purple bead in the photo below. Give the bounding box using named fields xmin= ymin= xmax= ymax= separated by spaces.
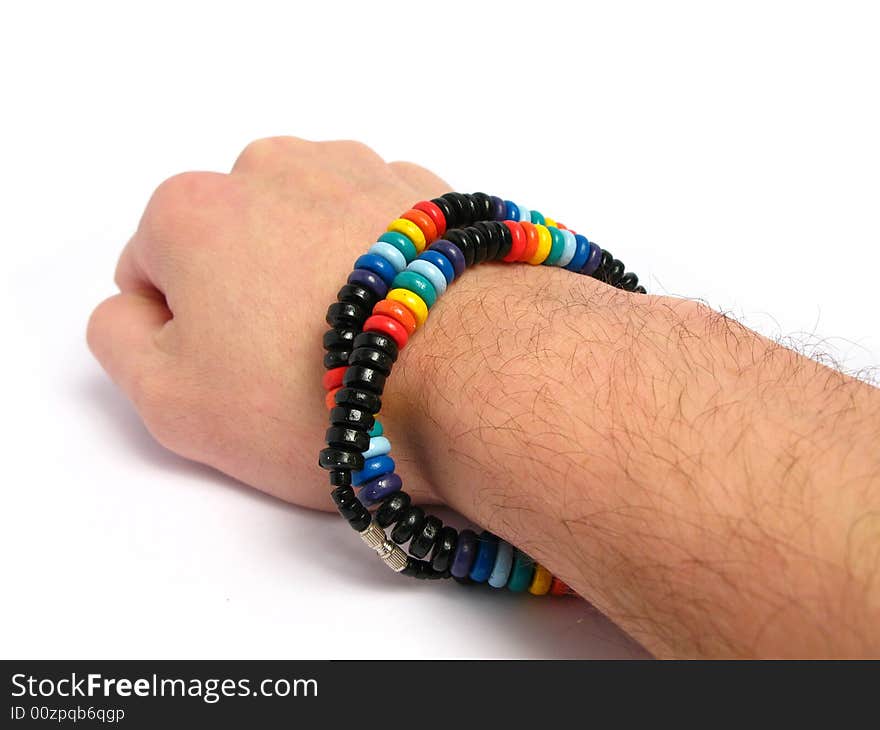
xmin=450 ymin=528 xmax=478 ymax=578
xmin=357 ymin=472 xmax=403 ymax=506
xmin=429 ymin=240 xmax=466 ymax=278
xmin=580 ymin=241 xmax=603 ymax=276
xmin=348 ymin=268 xmax=388 ymax=299
xmin=490 ymin=195 xmax=507 ymax=221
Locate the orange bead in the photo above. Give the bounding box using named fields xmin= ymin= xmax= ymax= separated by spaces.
xmin=321 ymin=366 xmax=346 ymax=391
xmin=519 ymin=221 xmax=540 ymax=262
xmin=401 ymin=208 xmax=438 ymax=244
xmin=325 ymin=387 xmax=341 ymax=409
xmin=372 ymin=298 xmax=417 ymax=335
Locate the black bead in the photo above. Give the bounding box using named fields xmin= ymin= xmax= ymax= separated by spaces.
xmin=329 ymin=405 xmax=374 ymax=431
xmin=348 ymin=346 xmax=393 ymax=376
xmin=634 ymin=285 xmax=647 ymax=294
xmin=325 ymin=426 xmax=370 ymax=452
xmin=390 ymin=506 xmax=425 ymax=544
xmin=431 ymin=195 xmax=457 ymax=229
xmin=593 ymin=250 xmax=614 ymax=283
xmin=342 ymin=365 xmax=386 ymax=395
xmin=469 ymin=192 xmax=494 ymax=222
xmin=492 ymin=220 xmax=513 ymax=260
xmin=326 ymin=301 xmax=368 ymax=329
xmin=618 ymin=272 xmax=639 ymax=291
xmin=443 ymin=229 xmax=475 ymax=267
xmin=430 ymin=526 xmax=458 ymax=573
xmin=439 ymin=193 xmax=465 ymax=229
xmin=348 ymin=507 xmax=371 ymax=532
xmin=402 ymin=558 xmax=444 ymax=580
xmin=408 ymin=515 xmax=442 ymax=559
xmin=608 ymin=258 xmax=626 ymax=286
xmin=337 ymin=283 xmax=378 ymax=310
xmin=323 ymin=349 xmax=350 ymax=369
xmin=331 ymin=486 xmax=362 ymax=520
xmin=454 ymin=193 xmax=477 ymax=224
xmin=329 ymin=469 xmax=352 ymax=487
xmin=352 ymin=332 xmax=398 ymax=362
xmin=376 ymin=491 xmax=412 ymax=528
xmin=323 ymin=328 xmax=356 ymax=351
xmin=333 ymin=387 xmax=382 ymax=414
xmin=318 ymin=447 xmax=364 ymax=471
xmin=465 ymin=226 xmax=488 ymax=265
xmin=473 ymin=221 xmax=501 ymax=260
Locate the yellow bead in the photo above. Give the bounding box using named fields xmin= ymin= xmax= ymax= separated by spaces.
xmin=527 ymin=224 xmax=553 ymax=264
xmin=387 ymin=218 xmax=426 ymax=253
xmin=387 ymin=288 xmax=429 ymax=327
xmin=528 ymin=564 xmax=553 ymax=596
xmin=543 ymin=216 xmax=557 ymax=228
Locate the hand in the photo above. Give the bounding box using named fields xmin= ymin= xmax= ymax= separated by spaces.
xmin=87 ymin=137 xmax=452 ymax=510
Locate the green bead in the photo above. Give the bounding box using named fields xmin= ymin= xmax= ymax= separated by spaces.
xmin=543 ymin=226 xmax=566 ymax=266
xmin=369 ymin=420 xmax=383 ymax=437
xmin=507 ymin=549 xmax=535 ymax=592
xmin=391 ymin=270 xmax=437 ymax=308
xmin=530 ymin=210 xmax=545 ymax=225
xmin=378 ymin=231 xmax=418 ymax=263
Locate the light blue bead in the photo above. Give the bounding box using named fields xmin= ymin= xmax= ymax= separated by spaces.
xmin=557 ymin=229 xmax=578 ymax=267
xmin=517 ymin=205 xmax=531 ymax=223
xmin=406 ymin=259 xmax=447 ymax=296
xmin=362 ymin=436 xmax=391 ymax=460
xmin=368 ymin=242 xmax=407 ymax=273
xmin=488 ymin=540 xmax=514 ymax=588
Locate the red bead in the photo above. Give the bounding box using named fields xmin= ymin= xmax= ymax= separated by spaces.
xmin=402 ymin=208 xmax=438 ymax=244
xmin=322 ymin=366 xmax=346 ymax=391
xmin=413 ymin=200 xmax=446 ymax=236
xmin=549 ymin=577 xmax=572 ymax=596
xmin=501 ymin=220 xmax=527 ymax=262
xmin=519 ymin=221 xmax=540 ymax=262
xmin=373 ymin=298 xmax=417 ymax=335
xmin=363 ymin=314 xmax=409 ymax=349
xmin=325 ymin=387 xmax=341 ymax=409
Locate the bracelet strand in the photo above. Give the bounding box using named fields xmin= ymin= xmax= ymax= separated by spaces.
xmin=319 ymin=192 xmax=645 ymax=596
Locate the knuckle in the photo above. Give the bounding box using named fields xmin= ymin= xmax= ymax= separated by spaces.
xmin=234 ymin=135 xmax=304 ymax=169
xmin=141 ymin=171 xmax=228 ymax=239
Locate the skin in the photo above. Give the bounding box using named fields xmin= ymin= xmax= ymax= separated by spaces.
xmin=87 ymin=137 xmax=880 ymax=659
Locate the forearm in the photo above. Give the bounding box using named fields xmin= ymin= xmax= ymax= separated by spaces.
xmin=385 ymin=262 xmax=880 ymax=658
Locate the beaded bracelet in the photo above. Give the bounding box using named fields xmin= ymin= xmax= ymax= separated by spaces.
xmin=319 ymin=192 xmax=645 ymax=596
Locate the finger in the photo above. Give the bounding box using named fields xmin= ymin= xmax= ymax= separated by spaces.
xmin=86 ymin=291 xmax=172 ymax=398
xmin=388 ymin=161 xmax=451 ymax=200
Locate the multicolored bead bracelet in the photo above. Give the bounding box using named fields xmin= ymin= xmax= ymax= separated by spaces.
xmin=319 ymin=192 xmax=645 ymax=596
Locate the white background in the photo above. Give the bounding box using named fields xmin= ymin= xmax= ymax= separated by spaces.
xmin=1 ymin=1 xmax=877 ymax=659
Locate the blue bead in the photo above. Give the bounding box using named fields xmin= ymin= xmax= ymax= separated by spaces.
xmin=490 ymin=195 xmax=507 ymax=221
xmin=353 ymin=253 xmax=396 ymax=287
xmin=348 ymin=268 xmax=388 ymax=299
xmin=488 ymin=540 xmax=514 ymax=588
xmin=418 ymin=250 xmax=455 ymax=284
xmin=468 ymin=532 xmax=499 ymax=583
xmin=406 ymin=259 xmax=447 ymax=296
xmin=362 ymin=435 xmax=391 ymax=459
xmin=564 ymin=234 xmax=591 ymax=272
xmin=368 ymin=241 xmax=407 ymax=273
xmin=358 ymin=472 xmax=403 ymax=506
xmin=450 ymin=529 xmax=478 ymax=579
xmin=580 ymin=241 xmax=603 ymax=276
xmin=351 ymin=454 xmax=395 ymax=486
xmin=504 ymin=200 xmax=520 ymax=221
